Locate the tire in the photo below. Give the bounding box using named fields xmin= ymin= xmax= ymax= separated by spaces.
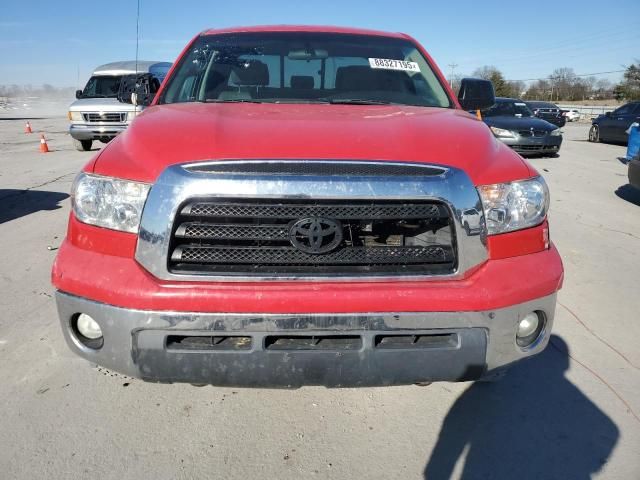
xmin=464 ymin=223 xmax=471 ymax=236
xmin=73 ymin=139 xmax=92 ymax=151
xmin=588 ymin=125 xmax=600 ymax=143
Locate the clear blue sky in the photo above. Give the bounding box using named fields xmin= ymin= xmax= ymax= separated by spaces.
xmin=1 ymin=0 xmax=638 ymax=87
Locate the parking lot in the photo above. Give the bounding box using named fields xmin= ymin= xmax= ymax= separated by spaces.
xmin=0 ymin=115 xmax=639 ymax=479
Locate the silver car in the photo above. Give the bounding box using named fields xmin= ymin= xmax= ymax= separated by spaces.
xmin=68 ymin=61 xmax=171 ymax=151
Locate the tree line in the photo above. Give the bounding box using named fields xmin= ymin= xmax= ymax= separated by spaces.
xmin=453 ymin=63 xmax=640 ymax=102
xmin=0 ymin=84 xmax=77 ymax=99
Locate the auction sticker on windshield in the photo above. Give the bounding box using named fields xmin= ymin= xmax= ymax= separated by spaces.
xmin=368 ymin=58 xmax=420 ymax=72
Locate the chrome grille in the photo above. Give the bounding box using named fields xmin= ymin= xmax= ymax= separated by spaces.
xmin=518 ymin=129 xmax=548 ymax=138
xmin=168 ymin=198 xmax=456 ymax=276
xmin=82 ymin=112 xmax=126 ymax=123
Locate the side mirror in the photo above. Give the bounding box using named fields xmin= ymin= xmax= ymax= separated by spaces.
xmin=458 ymin=78 xmax=495 ymax=111
xmin=132 ymin=91 xmax=155 ymax=107
xmin=75 ymin=89 xmax=83 ymax=99
xmin=605 ymin=111 xmax=612 ymax=117
xmin=117 ymin=73 xmax=157 ymax=106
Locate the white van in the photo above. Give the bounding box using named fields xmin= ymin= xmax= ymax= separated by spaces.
xmin=68 ymin=61 xmax=171 ymax=151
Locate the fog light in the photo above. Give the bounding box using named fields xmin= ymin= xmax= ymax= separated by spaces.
xmin=77 ymin=313 xmax=102 ymax=339
xmin=516 ymin=311 xmax=544 ymax=348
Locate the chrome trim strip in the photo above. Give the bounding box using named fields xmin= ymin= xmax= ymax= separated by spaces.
xmin=181 ymin=159 xmax=449 ymax=176
xmin=135 ymin=160 xmax=488 ymax=282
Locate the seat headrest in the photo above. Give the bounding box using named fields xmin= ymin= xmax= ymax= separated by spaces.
xmin=291 ymin=75 xmax=314 ymax=89
xmin=229 ymin=60 xmax=269 ymax=86
xmin=335 ymin=65 xmax=414 ymax=93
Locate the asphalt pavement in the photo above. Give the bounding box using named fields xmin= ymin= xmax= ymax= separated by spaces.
xmin=0 ymin=114 xmax=638 ymax=479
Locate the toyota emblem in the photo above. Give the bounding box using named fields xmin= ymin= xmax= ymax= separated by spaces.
xmin=289 ymin=217 xmax=343 ymax=254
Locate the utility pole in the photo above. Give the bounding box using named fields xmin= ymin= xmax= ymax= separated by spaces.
xmin=447 ymin=63 xmax=458 ymax=88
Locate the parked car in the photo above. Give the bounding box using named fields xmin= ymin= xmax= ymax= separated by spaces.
xmin=563 ymin=109 xmax=580 ymax=122
xmin=480 ymin=97 xmax=563 ymax=156
xmin=52 ymin=25 xmax=563 ymax=387
xmin=589 ymin=102 xmax=640 ymax=144
xmin=525 ymin=101 xmax=566 ymax=127
xmin=68 ymin=61 xmax=171 ymax=151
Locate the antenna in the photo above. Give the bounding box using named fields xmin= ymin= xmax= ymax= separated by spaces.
xmin=447 ymin=63 xmax=458 ymax=88
xmin=135 ymin=0 xmax=140 ymax=75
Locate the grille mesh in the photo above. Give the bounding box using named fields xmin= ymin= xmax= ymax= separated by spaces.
xmin=175 ymin=245 xmax=452 ymax=265
xmin=179 ymin=223 xmax=289 ymax=240
xmin=185 ymin=202 xmax=443 ymax=220
xmin=518 ymin=129 xmax=548 ymax=138
xmin=83 ymin=112 xmax=126 ymax=123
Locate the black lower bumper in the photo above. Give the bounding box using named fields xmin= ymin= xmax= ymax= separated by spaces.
xmin=134 ymin=329 xmax=487 ymax=387
xmin=500 ymin=136 xmax=563 ymax=156
xmin=56 ymin=292 xmax=557 ymax=388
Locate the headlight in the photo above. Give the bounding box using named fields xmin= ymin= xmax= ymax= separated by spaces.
xmin=550 ymin=128 xmax=562 ymax=136
xmin=477 ymin=177 xmax=549 ymax=235
xmin=72 ymin=173 xmax=150 ymax=233
xmin=489 ymin=126 xmax=516 ymax=138
xmin=68 ymin=111 xmax=83 ymax=121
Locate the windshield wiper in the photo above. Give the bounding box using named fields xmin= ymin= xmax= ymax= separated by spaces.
xmin=203 ymin=98 xmax=264 ymax=103
xmin=321 ymin=98 xmax=396 ymax=105
xmin=268 ymin=99 xmax=330 ymax=104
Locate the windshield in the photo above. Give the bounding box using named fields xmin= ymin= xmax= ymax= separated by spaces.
xmin=80 ymin=75 xmax=123 ymax=98
xmin=482 ymin=101 xmax=533 ymax=118
xmin=160 ymin=32 xmax=452 ymax=108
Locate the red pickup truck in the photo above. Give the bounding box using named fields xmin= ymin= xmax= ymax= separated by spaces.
xmin=52 ymin=25 xmax=563 ymax=387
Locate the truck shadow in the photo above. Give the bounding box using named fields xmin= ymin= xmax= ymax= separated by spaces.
xmin=424 ymin=335 xmax=619 ymax=480
xmin=615 ymin=184 xmax=640 ymax=207
xmin=0 ymin=189 xmax=69 ymax=224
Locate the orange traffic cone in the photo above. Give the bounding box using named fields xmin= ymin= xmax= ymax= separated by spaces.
xmin=476 ymin=109 xmax=482 ymax=120
xmin=39 ymin=134 xmax=49 ymax=153
xmin=25 ymin=121 xmax=32 ymax=134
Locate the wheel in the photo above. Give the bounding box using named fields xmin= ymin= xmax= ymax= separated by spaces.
xmin=464 ymin=222 xmax=471 ymax=235
xmin=588 ymin=125 xmax=600 ymax=143
xmin=73 ymin=139 xmax=92 ymax=151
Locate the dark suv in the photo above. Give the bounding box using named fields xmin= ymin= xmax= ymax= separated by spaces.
xmin=525 ymin=101 xmax=566 ymax=128
xmin=589 ymin=102 xmax=640 ymax=144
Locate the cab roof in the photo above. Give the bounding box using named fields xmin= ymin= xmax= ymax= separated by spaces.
xmin=93 ymin=61 xmax=172 ymax=76
xmin=200 ymin=25 xmax=410 ymax=39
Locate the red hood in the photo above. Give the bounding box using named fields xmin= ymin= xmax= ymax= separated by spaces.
xmin=92 ymin=103 xmax=534 ymax=185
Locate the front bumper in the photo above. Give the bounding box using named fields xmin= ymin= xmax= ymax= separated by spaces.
xmin=56 ymin=290 xmax=557 ymax=387
xmin=499 ymin=135 xmax=563 ymax=155
xmin=69 ymin=123 xmax=128 ymax=141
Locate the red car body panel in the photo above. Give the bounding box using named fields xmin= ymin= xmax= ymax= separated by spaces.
xmin=90 ymin=103 xmax=534 ymax=185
